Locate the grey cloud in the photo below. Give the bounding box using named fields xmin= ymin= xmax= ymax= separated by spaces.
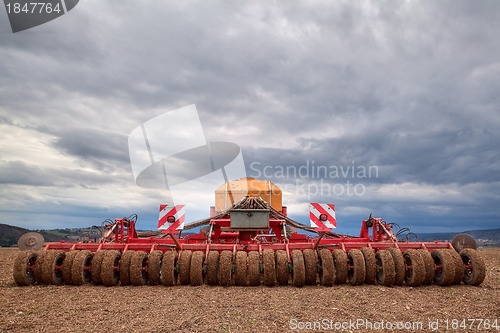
xmin=49 ymin=127 xmax=131 ymax=170
xmin=1 ymin=0 xmax=500 ymax=231
xmin=0 ymin=159 xmax=125 ymax=187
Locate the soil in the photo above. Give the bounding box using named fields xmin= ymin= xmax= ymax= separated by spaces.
xmin=1 ymin=247 xmax=500 ymax=333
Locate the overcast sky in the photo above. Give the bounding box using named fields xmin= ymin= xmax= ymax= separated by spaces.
xmin=1 ymin=1 xmax=499 ymax=235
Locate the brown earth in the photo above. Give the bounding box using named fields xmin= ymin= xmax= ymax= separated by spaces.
xmin=0 ymin=247 xmax=499 ymax=333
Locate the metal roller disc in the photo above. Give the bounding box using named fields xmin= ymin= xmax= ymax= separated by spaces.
xmin=17 ymin=232 xmax=45 ymax=251
xmin=451 ymin=233 xmax=477 ymax=252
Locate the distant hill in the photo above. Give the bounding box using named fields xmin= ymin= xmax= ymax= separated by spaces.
xmin=415 ymin=228 xmax=500 ymax=241
xmin=0 ymin=223 xmax=101 ymax=247
xmin=413 ymin=228 xmax=500 ymax=247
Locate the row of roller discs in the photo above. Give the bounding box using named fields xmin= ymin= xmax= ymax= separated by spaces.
xmin=13 ymin=247 xmax=486 ymax=286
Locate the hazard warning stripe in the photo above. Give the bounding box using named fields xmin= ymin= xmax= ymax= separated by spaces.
xmin=310 ymin=211 xmax=328 ymax=229
xmin=158 ymin=205 xmax=181 ymax=226
xmin=313 ymin=204 xmax=336 ymax=225
xmin=158 ymin=205 xmax=185 ymax=231
xmin=310 ymin=203 xmax=336 ymax=223
xmin=309 ymin=203 xmax=336 ymax=230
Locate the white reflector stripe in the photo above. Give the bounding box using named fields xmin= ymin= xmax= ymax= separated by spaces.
xmin=158 ymin=204 xmax=185 ymax=231
xmin=310 ymin=203 xmax=336 ymax=231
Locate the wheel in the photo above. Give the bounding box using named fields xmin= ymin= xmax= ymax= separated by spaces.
xmin=375 ymin=250 xmax=395 ymax=286
xmin=190 ymin=251 xmax=205 ymax=286
xmin=347 ymin=249 xmax=366 ymax=286
xmin=178 ymin=251 xmax=192 ymax=285
xmin=291 ymin=250 xmax=305 ymax=287
xmin=262 ymin=249 xmax=276 ymax=287
xmin=318 ymin=249 xmax=334 ymax=286
xmin=205 ymin=251 xmax=219 ymax=286
xmin=90 ymin=250 xmax=106 ymax=285
xmin=101 ymin=250 xmax=121 ymax=286
xmin=332 ymin=249 xmax=348 ymax=284
xmin=460 ymin=248 xmax=486 ymax=286
xmin=303 ymin=249 xmax=317 ymax=285
xmin=161 ymin=251 xmax=178 ymax=286
xmin=361 ymin=247 xmax=377 ymax=284
xmin=17 ymin=232 xmax=44 ymax=251
xmin=34 ymin=250 xmax=49 ymax=284
xmin=71 ymin=250 xmax=93 ymax=285
xmin=417 ymin=249 xmax=435 ymax=284
xmin=62 ymin=251 xmax=78 ymax=284
xmin=148 ymin=250 xmax=163 ymax=285
xmin=276 ymin=250 xmax=289 ymax=285
xmin=119 ymin=251 xmax=134 ymax=285
xmin=247 ymin=251 xmax=261 ymax=286
xmin=403 ymin=249 xmax=425 ymax=286
xmin=431 ymin=249 xmax=456 ymax=286
xmin=234 ymin=251 xmax=248 ymax=286
xmin=446 ymin=249 xmax=464 ymax=284
xmin=452 ymin=233 xmax=477 ymax=252
xmin=13 ymin=251 xmax=38 ymax=286
xmin=42 ymin=250 xmax=65 ymax=285
xmin=218 ymin=250 xmax=233 ymax=286
xmin=388 ymin=248 xmax=405 ymax=285
xmin=130 ymin=251 xmax=148 ymax=286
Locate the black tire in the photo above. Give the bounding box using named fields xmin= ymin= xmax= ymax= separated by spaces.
xmin=460 ymin=248 xmax=486 ymax=286
xmin=71 ymin=250 xmax=93 ymax=285
xmin=161 ymin=251 xmax=178 ymax=286
xmin=130 ymin=251 xmax=148 ymax=286
xmin=303 ymin=249 xmax=317 ymax=285
xmin=291 ymin=250 xmax=305 ymax=287
xmin=190 ymin=251 xmax=205 ymax=286
xmin=403 ymin=249 xmax=425 ymax=286
xmin=318 ymin=249 xmax=334 ymax=286
xmin=431 ymin=249 xmax=456 ymax=286
xmin=417 ymin=249 xmax=435 ymax=284
xmin=13 ymin=251 xmax=38 ymax=286
xmin=348 ymin=249 xmax=366 ymax=286
xmin=90 ymin=250 xmax=106 ymax=285
xmin=262 ymin=249 xmax=276 ymax=287
xmin=62 ymin=251 xmax=78 ymax=285
xmin=446 ymin=249 xmax=464 ymax=284
xmin=276 ymin=250 xmax=289 ymax=285
xmin=205 ymin=251 xmax=219 ymax=286
xmin=148 ymin=250 xmax=163 ymax=285
xmin=361 ymin=247 xmax=377 ymax=284
xmin=119 ymin=251 xmax=134 ymax=286
xmin=247 ymin=251 xmax=261 ymax=286
xmin=42 ymin=250 xmax=65 ymax=285
xmin=388 ymin=248 xmax=405 ymax=286
xmin=375 ymin=250 xmax=395 ymax=286
xmin=332 ymin=249 xmax=348 ymax=284
xmin=34 ymin=250 xmax=49 ymax=284
xmin=218 ymin=250 xmax=233 ymax=287
xmin=178 ymin=251 xmax=192 ymax=285
xmin=101 ymin=250 xmax=121 ymax=286
xmin=234 ymin=251 xmax=248 ymax=286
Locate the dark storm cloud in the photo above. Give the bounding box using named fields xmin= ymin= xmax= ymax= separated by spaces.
xmin=0 ymin=159 xmax=120 ymax=187
xmin=1 ymin=0 xmax=499 ymax=231
xmin=49 ymin=127 xmax=131 ymax=170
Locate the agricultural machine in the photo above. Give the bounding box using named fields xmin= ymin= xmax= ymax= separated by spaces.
xmin=13 ymin=178 xmax=486 ymax=287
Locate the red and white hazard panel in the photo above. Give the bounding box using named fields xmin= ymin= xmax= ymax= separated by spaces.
xmin=310 ymin=203 xmax=336 ymax=232
xmin=158 ymin=204 xmax=185 ymax=232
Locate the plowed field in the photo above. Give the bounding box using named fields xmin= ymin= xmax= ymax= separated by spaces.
xmin=1 ymin=248 xmax=499 ymax=332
